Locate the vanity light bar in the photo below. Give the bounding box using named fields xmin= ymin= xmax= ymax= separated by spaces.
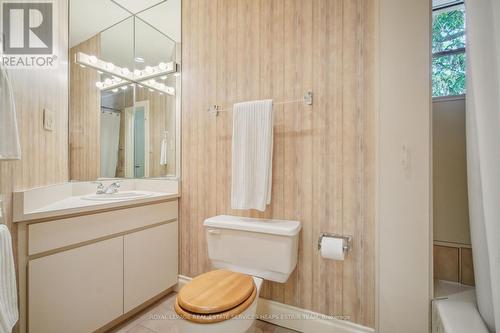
xmin=97 ymin=77 xmax=130 ymax=90
xmin=75 ymin=52 xmax=176 ymax=95
xmin=97 ymin=78 xmax=175 ymax=96
xmin=76 ymin=52 xmax=177 ymax=81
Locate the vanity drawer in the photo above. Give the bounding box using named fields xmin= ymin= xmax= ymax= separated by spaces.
xmin=28 ymin=200 xmax=178 ymax=255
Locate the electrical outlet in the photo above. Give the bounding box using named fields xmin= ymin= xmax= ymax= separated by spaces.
xmin=43 ymin=108 xmax=55 ymax=131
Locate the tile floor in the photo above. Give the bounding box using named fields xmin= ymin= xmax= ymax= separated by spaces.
xmin=110 ymin=292 xmax=300 ymax=333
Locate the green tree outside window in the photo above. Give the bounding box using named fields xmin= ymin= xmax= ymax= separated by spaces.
xmin=432 ymin=5 xmax=466 ymax=97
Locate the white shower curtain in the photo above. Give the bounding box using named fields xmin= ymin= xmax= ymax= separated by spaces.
xmin=100 ymin=111 xmax=121 ymax=178
xmin=466 ymin=1 xmax=500 ymax=331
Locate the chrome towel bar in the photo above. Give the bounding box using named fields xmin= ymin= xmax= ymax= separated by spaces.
xmin=207 ymin=91 xmax=313 ymax=116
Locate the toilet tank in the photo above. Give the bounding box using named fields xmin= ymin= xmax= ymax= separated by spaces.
xmin=204 ymin=215 xmax=301 ymax=283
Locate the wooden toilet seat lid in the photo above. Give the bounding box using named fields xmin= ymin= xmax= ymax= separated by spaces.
xmin=174 ymin=284 xmax=257 ymax=324
xmin=176 ymin=270 xmax=255 ymax=314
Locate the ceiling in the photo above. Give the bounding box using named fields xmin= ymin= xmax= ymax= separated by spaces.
xmin=99 ymin=16 xmax=176 ymax=70
xmin=137 ymin=0 xmax=181 ymax=42
xmin=69 ymin=0 xmax=181 ymax=48
xmin=69 ymin=0 xmax=129 ymax=47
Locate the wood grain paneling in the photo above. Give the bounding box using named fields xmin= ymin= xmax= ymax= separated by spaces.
xmin=180 ymin=0 xmax=375 ymax=327
xmin=0 ymin=2 xmax=69 ymax=332
xmin=69 ymin=35 xmax=101 ymax=181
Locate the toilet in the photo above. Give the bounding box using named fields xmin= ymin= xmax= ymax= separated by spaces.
xmin=175 ymin=215 xmax=302 ymax=333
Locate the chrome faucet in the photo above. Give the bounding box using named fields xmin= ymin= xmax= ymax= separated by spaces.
xmin=106 ymin=181 xmax=121 ymax=194
xmin=92 ymin=181 xmax=121 ymax=194
xmin=92 ymin=182 xmax=106 ymax=194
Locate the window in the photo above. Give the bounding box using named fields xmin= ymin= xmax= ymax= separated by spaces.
xmin=432 ymin=2 xmax=466 ymax=97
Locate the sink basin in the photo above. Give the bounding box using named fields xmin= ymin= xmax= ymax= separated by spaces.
xmin=82 ymin=191 xmax=153 ymax=201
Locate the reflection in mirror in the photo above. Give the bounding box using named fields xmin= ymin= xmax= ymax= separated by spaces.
xmin=133 ymin=16 xmax=179 ymax=179
xmin=134 ymin=18 xmax=176 ymax=67
xmin=100 ymin=17 xmax=134 ymax=71
xmin=100 ymin=88 xmax=134 ymax=178
xmin=69 ymin=0 xmax=181 ymax=181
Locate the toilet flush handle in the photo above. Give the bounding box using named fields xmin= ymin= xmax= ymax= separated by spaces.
xmin=207 ymin=229 xmax=221 ymax=235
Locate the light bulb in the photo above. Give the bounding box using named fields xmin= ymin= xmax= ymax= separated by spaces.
xmin=112 ymin=88 xmax=118 ymax=93
xmin=121 ymin=68 xmax=130 ymax=75
xmin=145 ymin=66 xmax=154 ymax=74
xmin=121 ymin=86 xmax=128 ymax=90
xmin=104 ymin=78 xmax=112 ymax=85
xmin=106 ymin=62 xmax=115 ymax=71
xmin=134 ymin=69 xmax=141 ymax=77
xmin=88 ymin=55 xmax=98 ymax=63
xmin=158 ymin=62 xmax=167 ymax=70
xmin=95 ymin=82 xmax=103 ymax=89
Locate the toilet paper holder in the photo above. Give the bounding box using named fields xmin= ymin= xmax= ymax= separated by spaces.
xmin=318 ymin=233 xmax=353 ymax=254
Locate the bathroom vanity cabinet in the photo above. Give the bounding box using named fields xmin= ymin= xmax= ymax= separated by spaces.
xmin=13 ymin=182 xmax=179 ymax=333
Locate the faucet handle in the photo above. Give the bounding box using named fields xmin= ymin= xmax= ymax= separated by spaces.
xmin=107 ymin=181 xmax=122 ymax=194
xmin=91 ymin=181 xmax=105 ymax=194
xmin=110 ymin=181 xmax=122 ymax=188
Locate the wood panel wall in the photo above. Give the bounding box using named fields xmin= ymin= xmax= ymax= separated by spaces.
xmin=0 ymin=1 xmax=69 ymax=332
xmin=180 ymin=0 xmax=375 ymax=327
xmin=69 ymin=35 xmax=101 ymax=181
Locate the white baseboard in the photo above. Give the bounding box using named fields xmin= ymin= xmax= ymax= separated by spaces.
xmin=175 ymin=275 xmax=192 ymax=292
xmin=175 ymin=275 xmax=374 ymax=333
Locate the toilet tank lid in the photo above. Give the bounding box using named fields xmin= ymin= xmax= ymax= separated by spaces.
xmin=204 ymin=215 xmax=302 ymax=236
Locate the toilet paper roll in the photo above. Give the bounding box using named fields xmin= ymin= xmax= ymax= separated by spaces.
xmin=320 ymin=237 xmax=345 ymax=261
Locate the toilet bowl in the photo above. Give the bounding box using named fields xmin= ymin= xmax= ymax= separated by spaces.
xmin=175 ymin=215 xmax=301 ymax=333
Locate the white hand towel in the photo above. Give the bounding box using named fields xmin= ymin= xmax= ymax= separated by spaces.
xmin=0 ymin=225 xmax=19 ymax=333
xmin=160 ymin=138 xmax=168 ymax=166
xmin=0 ymin=64 xmax=21 ymax=160
xmin=231 ymin=99 xmax=273 ymax=211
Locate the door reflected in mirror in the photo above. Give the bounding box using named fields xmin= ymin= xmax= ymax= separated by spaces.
xmin=69 ymin=0 xmax=181 ymax=180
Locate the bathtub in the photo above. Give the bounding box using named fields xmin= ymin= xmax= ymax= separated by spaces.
xmin=432 ymin=281 xmax=490 ymax=333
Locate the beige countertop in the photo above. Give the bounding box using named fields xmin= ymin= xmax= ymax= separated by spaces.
xmin=13 ymin=179 xmax=180 ymax=223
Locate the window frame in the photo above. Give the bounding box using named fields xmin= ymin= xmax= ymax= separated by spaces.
xmin=432 ymin=1 xmax=466 ymax=98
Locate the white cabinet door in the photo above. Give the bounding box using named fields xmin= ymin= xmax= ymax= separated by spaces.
xmin=28 ymin=237 xmax=123 ymax=333
xmin=124 ymin=222 xmax=178 ymax=312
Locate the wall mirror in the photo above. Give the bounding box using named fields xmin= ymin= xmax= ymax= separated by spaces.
xmin=69 ymin=0 xmax=181 ymax=180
